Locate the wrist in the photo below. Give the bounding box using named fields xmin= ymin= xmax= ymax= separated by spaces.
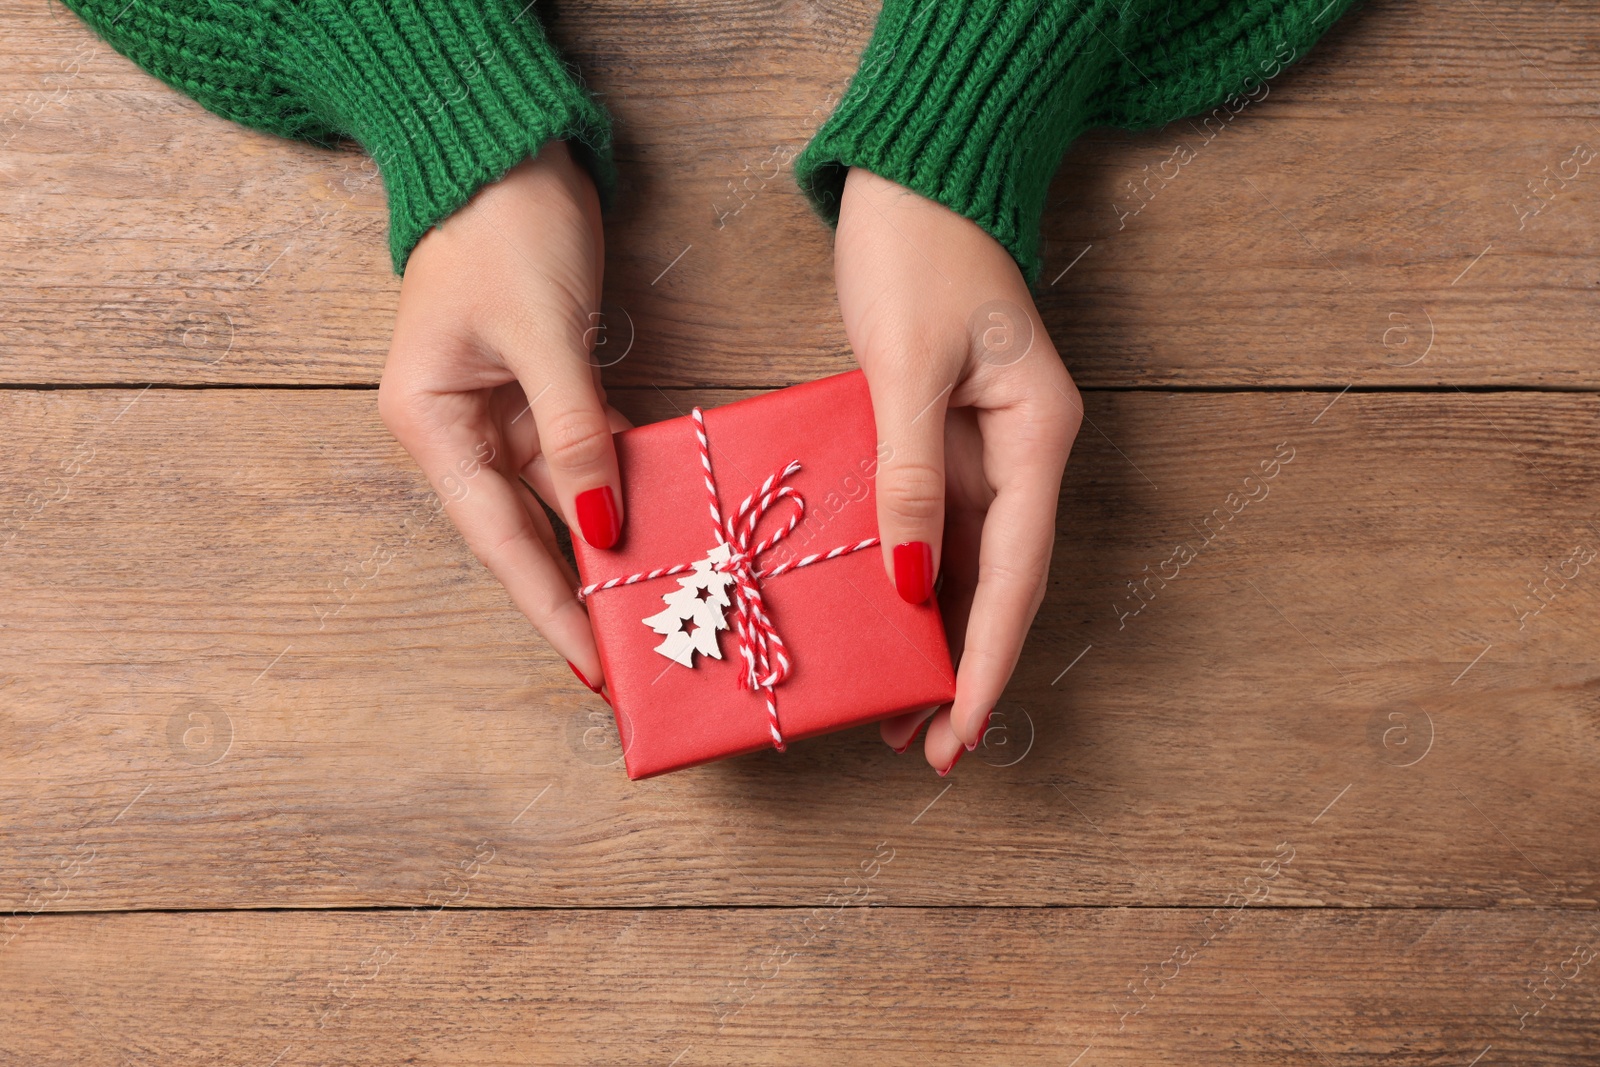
xmin=797 ymin=0 xmax=1132 ymax=285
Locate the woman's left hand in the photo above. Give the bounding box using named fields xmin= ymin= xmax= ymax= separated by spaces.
xmin=833 ymin=167 xmax=1083 ymax=775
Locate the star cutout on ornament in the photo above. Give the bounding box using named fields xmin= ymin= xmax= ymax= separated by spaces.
xmin=642 ymin=543 xmax=736 ymax=667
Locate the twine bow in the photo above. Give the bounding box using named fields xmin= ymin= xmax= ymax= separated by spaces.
xmin=577 ymin=407 xmax=878 ymax=751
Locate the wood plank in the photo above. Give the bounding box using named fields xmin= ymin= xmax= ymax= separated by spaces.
xmin=4 ymin=908 xmax=1598 ymax=1064
xmin=3 ymin=388 xmax=1597 ymax=909
xmin=1 ymin=0 xmax=1597 ymax=386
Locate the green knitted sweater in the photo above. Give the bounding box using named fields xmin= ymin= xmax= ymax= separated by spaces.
xmin=60 ymin=0 xmax=1356 ymax=281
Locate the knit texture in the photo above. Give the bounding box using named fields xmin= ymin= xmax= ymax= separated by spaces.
xmin=794 ymin=0 xmax=1360 ymax=284
xmin=62 ymin=0 xmax=1357 ymax=283
xmin=61 ymin=0 xmax=614 ymax=274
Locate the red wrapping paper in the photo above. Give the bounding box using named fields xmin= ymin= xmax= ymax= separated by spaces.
xmin=572 ymin=370 xmax=956 ymax=779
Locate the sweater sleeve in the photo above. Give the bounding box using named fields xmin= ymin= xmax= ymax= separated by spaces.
xmin=794 ymin=0 xmax=1358 ymax=285
xmin=59 ymin=0 xmax=615 ymax=274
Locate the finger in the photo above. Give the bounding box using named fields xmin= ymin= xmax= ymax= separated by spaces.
xmin=606 ymin=405 xmax=634 ymax=433
xmin=951 ymin=380 xmax=1080 ymax=748
xmin=492 ymin=382 xmax=543 ymax=471
xmin=380 ymin=384 xmax=606 ymax=688
xmin=514 ymin=474 xmax=611 ymax=703
xmin=861 ymin=355 xmax=953 ymax=605
xmin=879 ymin=705 xmax=939 ymax=752
xmin=519 ymin=402 xmax=633 ymax=511
xmin=512 ymin=477 xmax=577 ymax=589
xmin=524 ymin=353 xmax=625 ymax=550
xmin=508 ymin=477 xmax=606 ymax=704
xmin=937 ymin=513 xmax=982 ymax=662
xmin=936 ymin=407 xmax=989 ymax=662
xmin=474 ymin=259 xmax=624 ymax=551
xmin=488 ymin=384 xmax=573 ymax=581
xmin=921 ymin=705 xmax=966 ymax=777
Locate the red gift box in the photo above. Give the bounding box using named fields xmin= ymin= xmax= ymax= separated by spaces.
xmin=572 ymin=370 xmax=956 ymax=779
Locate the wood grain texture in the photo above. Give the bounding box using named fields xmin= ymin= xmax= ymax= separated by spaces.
xmin=4 ymin=908 xmax=1598 ymax=1064
xmin=1 ymin=0 xmax=1597 ymax=386
xmin=3 ymin=388 xmax=1597 ymax=910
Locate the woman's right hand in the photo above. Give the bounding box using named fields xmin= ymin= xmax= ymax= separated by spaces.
xmin=379 ymin=140 xmax=626 ymax=695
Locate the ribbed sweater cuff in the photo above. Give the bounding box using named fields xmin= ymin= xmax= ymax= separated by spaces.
xmin=280 ymin=0 xmax=615 ymax=274
xmin=795 ymin=0 xmax=1130 ymax=285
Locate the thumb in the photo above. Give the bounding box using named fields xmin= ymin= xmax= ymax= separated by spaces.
xmin=531 ymin=356 xmax=625 ymax=551
xmin=864 ymin=362 xmax=949 ymax=605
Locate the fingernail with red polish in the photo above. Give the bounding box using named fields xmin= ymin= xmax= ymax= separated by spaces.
xmin=938 ymin=748 xmax=964 ymax=777
xmin=891 ymin=713 xmax=932 ymax=755
xmin=893 ymin=541 xmax=934 ymax=604
xmin=575 ymin=486 xmax=620 ymax=549
xmin=966 ymin=707 xmax=994 ymax=752
xmin=568 ymin=660 xmax=602 ymax=694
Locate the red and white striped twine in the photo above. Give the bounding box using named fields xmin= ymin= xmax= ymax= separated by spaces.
xmin=578 ymin=406 xmax=878 ymax=751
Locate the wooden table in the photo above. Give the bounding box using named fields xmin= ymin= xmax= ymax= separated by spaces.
xmin=3 ymin=1 xmax=1597 ymax=1062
